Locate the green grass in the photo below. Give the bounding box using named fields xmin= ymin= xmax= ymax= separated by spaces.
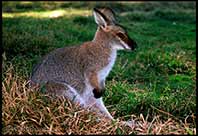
xmin=2 ymin=1 xmax=196 ymax=134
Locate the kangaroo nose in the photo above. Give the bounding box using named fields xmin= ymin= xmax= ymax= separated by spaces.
xmin=128 ymin=38 xmax=137 ymax=51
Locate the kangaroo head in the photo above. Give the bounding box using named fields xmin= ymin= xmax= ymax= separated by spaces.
xmin=93 ymin=7 xmax=137 ymax=51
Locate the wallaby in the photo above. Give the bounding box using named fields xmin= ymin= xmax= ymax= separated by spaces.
xmin=30 ymin=7 xmax=137 ymax=120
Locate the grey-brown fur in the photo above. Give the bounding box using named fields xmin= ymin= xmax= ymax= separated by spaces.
xmin=31 ymin=40 xmax=111 ymax=94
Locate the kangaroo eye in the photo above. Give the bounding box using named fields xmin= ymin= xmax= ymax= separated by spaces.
xmin=116 ymin=32 xmax=125 ymax=39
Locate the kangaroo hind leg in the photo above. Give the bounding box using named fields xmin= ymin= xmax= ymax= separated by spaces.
xmin=45 ymin=80 xmax=85 ymax=106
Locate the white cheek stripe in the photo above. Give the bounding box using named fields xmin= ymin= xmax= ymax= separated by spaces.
xmin=120 ymin=40 xmax=130 ymax=49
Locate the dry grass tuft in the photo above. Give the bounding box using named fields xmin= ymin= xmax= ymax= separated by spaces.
xmin=2 ymin=64 xmax=196 ymax=135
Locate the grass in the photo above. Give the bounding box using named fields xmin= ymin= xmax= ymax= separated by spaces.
xmin=2 ymin=1 xmax=196 ymax=135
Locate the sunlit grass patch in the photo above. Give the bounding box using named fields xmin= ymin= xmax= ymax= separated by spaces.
xmin=3 ymin=8 xmax=91 ymax=19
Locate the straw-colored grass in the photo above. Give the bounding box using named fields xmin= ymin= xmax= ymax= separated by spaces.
xmin=2 ymin=64 xmax=196 ymax=135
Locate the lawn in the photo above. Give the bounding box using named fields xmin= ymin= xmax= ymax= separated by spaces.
xmin=2 ymin=1 xmax=196 ymax=135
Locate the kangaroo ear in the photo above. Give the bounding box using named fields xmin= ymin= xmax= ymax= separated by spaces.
xmin=93 ymin=8 xmax=108 ymax=27
xmin=98 ymin=7 xmax=116 ymax=25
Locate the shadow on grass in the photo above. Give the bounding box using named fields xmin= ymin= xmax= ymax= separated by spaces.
xmin=2 ymin=15 xmax=95 ymax=58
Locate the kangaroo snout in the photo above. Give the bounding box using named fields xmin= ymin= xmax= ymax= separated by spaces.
xmin=128 ymin=37 xmax=137 ymax=51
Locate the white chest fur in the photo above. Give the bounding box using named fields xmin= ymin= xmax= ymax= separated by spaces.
xmin=97 ymin=50 xmax=117 ymax=82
